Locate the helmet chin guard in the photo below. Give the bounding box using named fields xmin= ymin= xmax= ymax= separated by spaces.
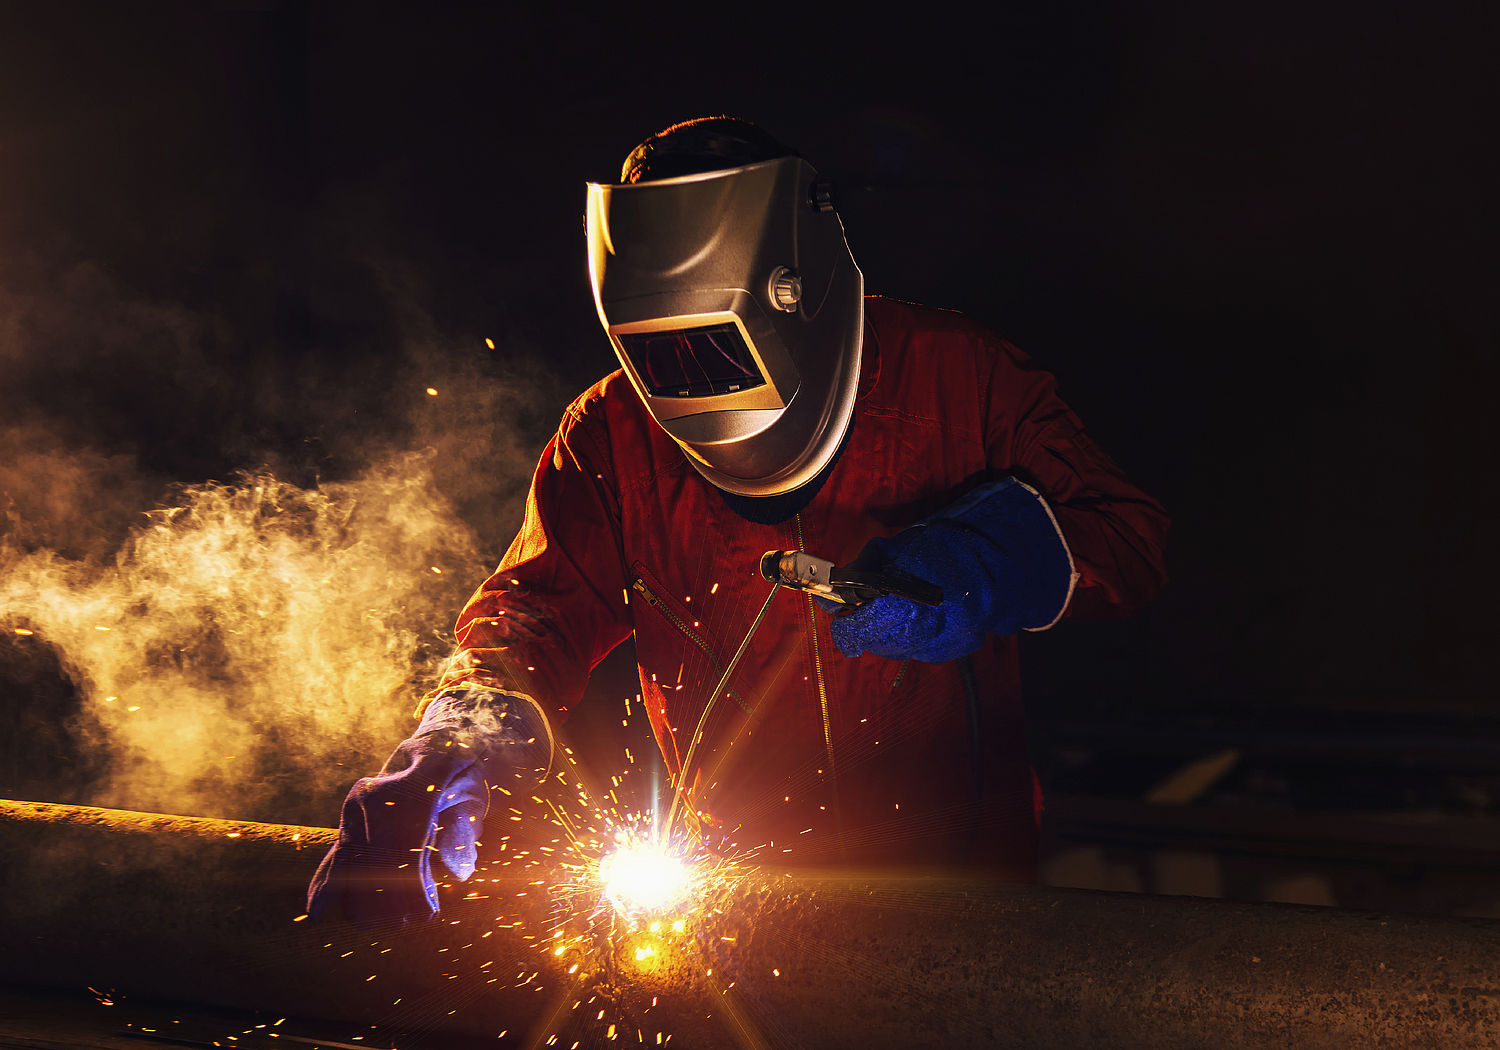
xmin=587 ymin=157 xmax=863 ymax=498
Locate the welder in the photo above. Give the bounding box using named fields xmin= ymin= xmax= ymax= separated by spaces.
xmin=308 ymin=117 xmax=1169 ymax=925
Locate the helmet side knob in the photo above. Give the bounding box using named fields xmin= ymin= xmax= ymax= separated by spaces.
xmin=769 ymin=266 xmax=802 ymax=311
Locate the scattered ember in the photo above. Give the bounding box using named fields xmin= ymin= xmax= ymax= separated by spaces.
xmin=322 ymin=732 xmax=777 ymax=1048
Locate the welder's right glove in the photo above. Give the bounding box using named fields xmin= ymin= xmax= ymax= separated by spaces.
xmin=306 ymin=685 xmax=551 ymax=927
xmin=830 ymin=478 xmax=1076 ymax=663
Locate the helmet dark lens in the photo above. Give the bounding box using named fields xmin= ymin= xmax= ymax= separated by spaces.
xmin=617 ymin=323 xmax=767 ymax=398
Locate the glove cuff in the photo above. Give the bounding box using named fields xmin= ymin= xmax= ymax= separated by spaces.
xmin=1008 ymin=479 xmax=1077 ymax=631
xmin=937 ymin=478 xmax=1077 ymax=634
xmin=417 ymin=685 xmax=554 ymax=782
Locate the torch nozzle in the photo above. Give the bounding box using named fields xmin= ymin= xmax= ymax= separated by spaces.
xmin=760 ymin=550 xmax=836 ymax=590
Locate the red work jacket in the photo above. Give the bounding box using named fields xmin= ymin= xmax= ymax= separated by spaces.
xmin=434 ymin=296 xmax=1169 ymax=878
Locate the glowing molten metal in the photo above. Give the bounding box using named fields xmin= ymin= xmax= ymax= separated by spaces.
xmin=598 ymin=836 xmax=694 ymax=916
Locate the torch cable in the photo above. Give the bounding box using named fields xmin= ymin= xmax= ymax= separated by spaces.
xmin=662 ymin=578 xmax=783 ymax=845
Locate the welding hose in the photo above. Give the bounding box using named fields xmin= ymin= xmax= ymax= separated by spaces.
xmin=959 ymin=654 xmax=983 ymax=800
xmin=957 ymin=653 xmax=986 ymax=865
xmin=663 ymin=578 xmax=783 ymax=844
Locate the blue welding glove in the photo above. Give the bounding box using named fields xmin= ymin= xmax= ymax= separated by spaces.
xmin=830 ymin=478 xmax=1075 ymax=663
xmin=306 ymin=686 xmax=552 ymax=926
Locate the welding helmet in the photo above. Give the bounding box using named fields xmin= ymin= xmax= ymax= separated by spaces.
xmin=585 ymin=118 xmax=863 ymax=499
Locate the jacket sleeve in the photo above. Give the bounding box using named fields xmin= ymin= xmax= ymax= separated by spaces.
xmin=421 ymin=399 xmax=635 ymax=721
xmin=982 ymin=336 xmax=1170 ymax=621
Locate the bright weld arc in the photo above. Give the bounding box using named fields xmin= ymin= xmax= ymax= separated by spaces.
xmin=598 ymin=835 xmax=694 ymax=916
xmin=433 ymin=685 xmax=775 ymax=1047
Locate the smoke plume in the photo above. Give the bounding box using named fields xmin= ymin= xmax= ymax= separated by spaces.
xmin=0 ymin=231 xmax=579 ymax=823
xmin=0 ymin=452 xmax=498 ymax=824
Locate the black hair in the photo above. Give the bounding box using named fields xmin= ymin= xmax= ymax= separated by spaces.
xmin=620 ymin=115 xmax=798 ymax=184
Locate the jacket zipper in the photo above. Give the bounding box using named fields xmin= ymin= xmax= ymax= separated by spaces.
xmin=793 ymin=513 xmax=838 ymax=785
xmin=631 ymin=577 xmax=753 ymax=716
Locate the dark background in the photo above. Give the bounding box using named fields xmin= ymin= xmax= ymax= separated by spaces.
xmin=2 ymin=2 xmax=1498 ymax=908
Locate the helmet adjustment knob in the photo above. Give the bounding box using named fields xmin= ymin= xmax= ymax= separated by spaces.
xmin=769 ymin=267 xmax=802 ymax=311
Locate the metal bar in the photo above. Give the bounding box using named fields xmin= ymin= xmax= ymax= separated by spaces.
xmin=1038 ymin=718 xmax=1500 ymax=768
xmin=1047 ymin=793 xmax=1500 ymax=866
xmin=4 ymin=797 xmax=1499 ymax=1049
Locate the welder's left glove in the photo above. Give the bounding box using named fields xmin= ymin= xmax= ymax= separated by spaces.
xmin=830 ymin=478 xmax=1076 ymax=663
xmin=306 ymin=685 xmax=551 ymax=927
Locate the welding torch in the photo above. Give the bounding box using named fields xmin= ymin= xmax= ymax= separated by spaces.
xmin=758 ymin=550 xmax=944 ymax=608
